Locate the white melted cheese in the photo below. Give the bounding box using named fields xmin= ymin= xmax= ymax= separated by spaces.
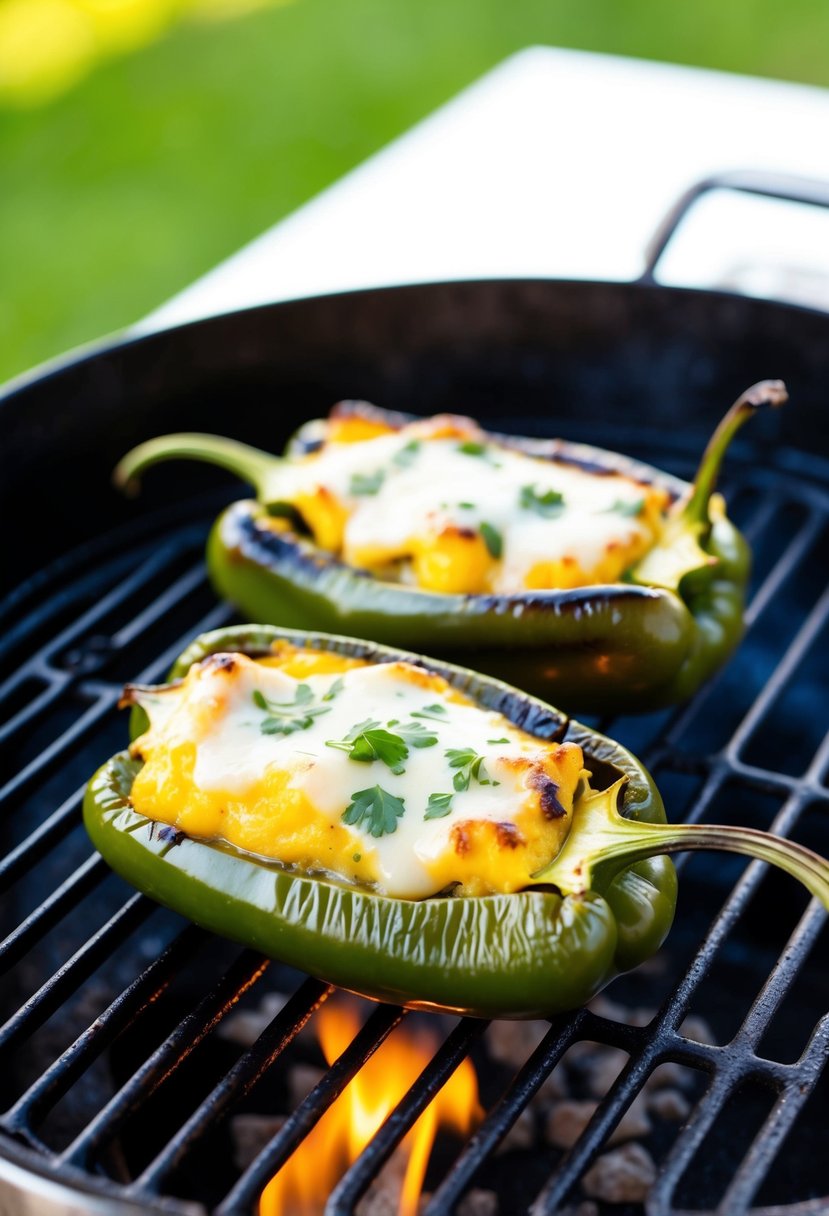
xmin=276 ymin=430 xmax=657 ymax=590
xmin=136 ymin=657 xmax=568 ymax=898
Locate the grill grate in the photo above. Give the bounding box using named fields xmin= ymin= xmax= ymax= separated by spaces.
xmin=1 ymin=438 xmax=828 ymax=1216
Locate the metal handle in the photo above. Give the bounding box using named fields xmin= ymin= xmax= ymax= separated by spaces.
xmin=641 ymin=169 xmax=829 ymax=284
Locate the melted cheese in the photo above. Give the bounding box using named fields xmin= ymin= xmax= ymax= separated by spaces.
xmin=126 ymin=646 xmax=585 ymax=899
xmin=268 ymin=413 xmax=669 ymax=593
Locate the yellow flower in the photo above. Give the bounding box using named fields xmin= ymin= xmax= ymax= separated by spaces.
xmin=0 ymin=0 xmax=294 ymax=106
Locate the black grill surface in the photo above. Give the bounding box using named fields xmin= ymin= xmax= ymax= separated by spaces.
xmin=1 ymin=420 xmax=828 ymax=1216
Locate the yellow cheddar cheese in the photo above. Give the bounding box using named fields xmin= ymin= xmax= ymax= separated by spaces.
xmin=270 ymin=412 xmax=670 ymax=595
xmin=126 ymin=646 xmax=585 ymax=899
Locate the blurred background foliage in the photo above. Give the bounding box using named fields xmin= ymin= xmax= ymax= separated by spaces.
xmin=3 ymin=0 xmax=829 ymax=383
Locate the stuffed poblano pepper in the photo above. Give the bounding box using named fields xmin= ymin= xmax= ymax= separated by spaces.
xmin=114 ymin=382 xmax=787 ymax=714
xmin=84 ymin=625 xmax=829 ymax=1019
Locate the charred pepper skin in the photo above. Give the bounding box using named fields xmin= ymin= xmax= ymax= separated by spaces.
xmin=86 ymin=625 xmax=677 ymax=1020
xmin=114 ymin=384 xmax=785 ymax=715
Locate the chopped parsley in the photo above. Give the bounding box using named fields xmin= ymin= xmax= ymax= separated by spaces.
xmin=411 ymin=703 xmax=449 ymax=723
xmin=326 ymin=719 xmax=409 ymax=773
xmin=604 ymin=497 xmax=645 ymax=517
xmin=458 ymin=501 xmax=476 ymax=510
xmin=393 ymin=439 xmax=421 ymax=468
xmin=349 ymin=469 xmax=385 ymax=496
xmin=456 ymin=441 xmax=501 ymax=468
xmin=321 ymin=675 xmax=345 ymax=702
xmin=252 ymin=685 xmax=331 ymax=736
xmin=479 ymin=522 xmax=503 ymax=559
xmin=520 ymin=484 xmax=566 ymax=517
xmin=424 ymin=792 xmax=454 ymax=820
xmin=327 ymin=716 xmax=437 ymax=772
xmin=394 ymin=721 xmax=439 ymax=748
xmin=352 ymin=852 xmax=362 ymax=862
xmin=445 ymin=747 xmax=493 ymax=792
xmin=342 ymin=785 xmax=406 ymax=838
xmin=487 ymin=736 xmax=510 ymax=744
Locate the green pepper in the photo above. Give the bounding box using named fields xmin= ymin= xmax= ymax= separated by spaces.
xmin=113 ymin=383 xmax=785 ymax=714
xmin=84 ymin=624 xmax=829 ymax=1019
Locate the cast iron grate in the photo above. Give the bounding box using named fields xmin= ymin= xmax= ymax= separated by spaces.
xmin=0 ymin=432 xmax=827 ymax=1216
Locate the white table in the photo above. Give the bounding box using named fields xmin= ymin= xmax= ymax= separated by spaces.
xmin=141 ymin=46 xmax=829 ymax=333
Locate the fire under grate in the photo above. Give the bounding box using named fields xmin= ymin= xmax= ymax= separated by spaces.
xmin=1 ymin=431 xmax=828 ymax=1216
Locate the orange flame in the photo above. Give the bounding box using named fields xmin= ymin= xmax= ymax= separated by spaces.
xmin=259 ymin=1002 xmax=481 ymax=1216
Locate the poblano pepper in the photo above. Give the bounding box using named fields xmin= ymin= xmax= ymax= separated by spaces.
xmin=114 ymin=382 xmax=787 ymax=714
xmin=83 ymin=625 xmax=829 ymax=1020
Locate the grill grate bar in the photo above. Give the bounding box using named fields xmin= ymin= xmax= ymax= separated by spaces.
xmin=0 ymin=691 xmax=116 ymax=807
xmin=531 ymin=1043 xmax=698 ymax=1216
xmin=734 ymin=490 xmax=780 ymax=547
xmin=108 ymin=564 xmax=208 ymax=652
xmin=0 ymin=680 xmax=70 ymax=747
xmin=806 ymin=706 xmax=829 ymax=782
xmin=0 ymin=853 xmax=107 ymax=975
xmin=743 ymin=509 xmax=825 ymax=630
xmin=424 ymin=1011 xmax=587 ymax=1215
xmin=718 ymin=1087 xmax=814 ymax=1215
xmin=0 ymin=600 xmax=232 ymax=808
xmin=0 ymin=787 xmax=82 ymax=891
xmin=636 ymin=780 xmax=817 ymax=1022
xmin=216 ymin=1003 xmax=406 ymax=1216
xmin=0 ymin=544 xmax=196 ymax=699
xmin=629 ymin=849 xmax=767 ymax=1033
xmin=731 ymin=891 xmax=827 ymax=1050
xmin=0 ymin=547 xmax=150 ymax=662
xmin=0 ymin=893 xmax=152 ymax=1056
xmin=60 ymin=950 xmax=270 ymax=1169
xmin=134 ymin=978 xmax=332 ymax=1195
xmin=655 ymin=503 xmax=827 ymax=755
xmin=644 ymin=1027 xmax=829 ymax=1216
xmin=644 ymin=1073 xmax=734 ymax=1216
xmin=713 ymin=756 xmax=829 ymax=800
xmin=546 ymin=794 xmax=829 ymax=1215
xmin=717 ymin=1016 xmax=829 ymax=1215
xmin=725 ymin=584 xmax=829 ymax=764
xmin=326 ymin=1019 xmax=487 ymax=1216
xmin=1 ymin=925 xmax=206 ymax=1135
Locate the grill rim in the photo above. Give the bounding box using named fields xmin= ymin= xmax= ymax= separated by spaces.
xmin=0 ymin=1138 xmax=204 ymax=1216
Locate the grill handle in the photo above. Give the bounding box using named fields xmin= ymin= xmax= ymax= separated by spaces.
xmin=640 ymin=169 xmax=829 ymax=284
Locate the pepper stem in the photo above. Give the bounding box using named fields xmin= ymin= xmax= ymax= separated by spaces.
xmin=113 ymin=433 xmax=283 ymax=501
xmin=532 ymin=779 xmax=829 ymax=910
xmin=682 ymin=380 xmax=788 ymax=527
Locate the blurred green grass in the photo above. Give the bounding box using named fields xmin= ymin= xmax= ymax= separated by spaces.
xmin=3 ymin=0 xmax=829 ymax=384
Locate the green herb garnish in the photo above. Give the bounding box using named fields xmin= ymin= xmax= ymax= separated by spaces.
xmin=487 ymin=737 xmax=510 ymax=744
xmin=457 ymin=440 xmax=488 ymax=457
xmin=252 ymin=685 xmax=331 ymax=736
xmin=393 ymin=440 xmax=421 ymax=468
xmin=458 ymin=501 xmax=476 ymax=510
xmin=445 ymin=747 xmax=492 ymax=791
xmin=349 ymin=470 xmax=385 ymax=496
xmin=480 ymin=522 xmax=503 ymax=559
xmin=394 ymin=721 xmax=439 ymax=748
xmin=604 ymin=497 xmax=645 ymax=517
xmin=342 ymin=786 xmax=406 ymax=838
xmin=424 ymin=792 xmax=454 ymax=820
xmin=327 ymin=720 xmax=409 ymax=773
xmin=411 ymin=703 xmax=448 ymax=723
xmin=322 ymin=676 xmax=345 ymax=702
xmin=520 ymin=484 xmax=566 ymax=517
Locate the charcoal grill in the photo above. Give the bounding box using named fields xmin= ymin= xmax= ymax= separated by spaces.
xmin=3 ymin=190 xmax=829 ymax=1212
